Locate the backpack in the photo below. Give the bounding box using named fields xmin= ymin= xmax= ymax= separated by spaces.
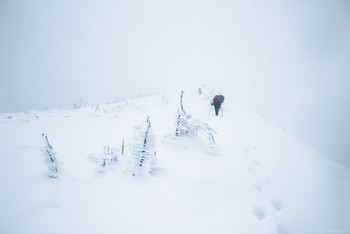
xmin=213 ymin=95 xmax=224 ymax=104
xmin=219 ymin=95 xmax=225 ymax=103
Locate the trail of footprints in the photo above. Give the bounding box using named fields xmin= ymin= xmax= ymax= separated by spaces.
xmin=244 ymin=147 xmax=290 ymax=234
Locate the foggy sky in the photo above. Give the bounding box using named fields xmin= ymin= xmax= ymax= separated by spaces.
xmin=1 ymin=0 xmax=350 ymax=167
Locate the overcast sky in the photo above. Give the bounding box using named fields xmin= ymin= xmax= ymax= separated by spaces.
xmin=1 ymin=0 xmax=350 ymax=166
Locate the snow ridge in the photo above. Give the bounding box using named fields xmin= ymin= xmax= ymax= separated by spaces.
xmin=0 ymin=90 xmax=350 ymax=234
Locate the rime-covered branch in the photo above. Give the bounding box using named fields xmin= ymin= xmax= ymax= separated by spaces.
xmin=89 ymin=144 xmax=120 ymax=174
xmin=42 ymin=133 xmax=60 ymax=178
xmin=129 ymin=117 xmax=155 ymax=176
xmin=173 ymin=90 xmax=219 ymax=154
xmin=175 ymin=90 xmax=192 ymax=136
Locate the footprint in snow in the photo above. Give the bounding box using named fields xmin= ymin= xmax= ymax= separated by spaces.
xmin=276 ymin=223 xmax=289 ymax=234
xmin=246 ymin=164 xmax=255 ymax=172
xmin=271 ymin=198 xmax=283 ymax=211
xmin=252 ymin=158 xmax=260 ymax=165
xmin=262 ymin=177 xmax=272 ymax=184
xmin=253 ymin=205 xmax=266 ymax=220
xmin=253 ymin=182 xmax=264 ymax=192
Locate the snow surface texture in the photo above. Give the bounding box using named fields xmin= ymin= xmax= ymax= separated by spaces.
xmin=1 ymin=89 xmax=350 ymax=234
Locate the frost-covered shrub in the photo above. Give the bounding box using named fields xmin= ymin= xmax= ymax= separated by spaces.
xmin=73 ymin=97 xmax=85 ymax=109
xmin=121 ymin=140 xmax=125 ymax=155
xmin=99 ymin=145 xmax=118 ymax=173
xmin=95 ymin=104 xmax=100 ymax=112
xmin=175 ymin=90 xmax=192 ymax=136
xmin=41 ymin=133 xmax=60 ymax=178
xmin=174 ymin=90 xmax=219 ymax=154
xmin=128 ymin=117 xmax=155 ymax=176
xmin=175 ymin=91 xmax=216 ymax=137
xmin=89 ymin=144 xmax=119 ymax=173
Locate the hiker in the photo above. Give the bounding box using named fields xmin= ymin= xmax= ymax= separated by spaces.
xmin=211 ymin=94 xmax=224 ymax=116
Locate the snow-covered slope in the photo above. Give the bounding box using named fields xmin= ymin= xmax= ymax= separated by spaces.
xmin=1 ymin=89 xmax=349 ymax=234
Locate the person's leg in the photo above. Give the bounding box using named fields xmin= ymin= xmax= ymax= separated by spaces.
xmin=215 ymin=106 xmax=219 ymax=116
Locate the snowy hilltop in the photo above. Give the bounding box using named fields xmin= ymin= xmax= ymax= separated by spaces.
xmin=0 ymin=89 xmax=349 ymax=234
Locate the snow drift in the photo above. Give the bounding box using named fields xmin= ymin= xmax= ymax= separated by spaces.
xmin=0 ymin=89 xmax=349 ymax=234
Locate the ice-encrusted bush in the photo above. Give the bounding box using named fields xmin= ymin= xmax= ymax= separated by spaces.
xmin=100 ymin=145 xmax=118 ymax=173
xmin=128 ymin=117 xmax=155 ymax=176
xmin=175 ymin=90 xmax=192 ymax=136
xmin=89 ymin=144 xmax=121 ymax=173
xmin=73 ymin=97 xmax=85 ymax=109
xmin=174 ymin=90 xmax=218 ymax=154
xmin=42 ymin=133 xmax=60 ymax=178
xmin=175 ymin=91 xmax=216 ymax=138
